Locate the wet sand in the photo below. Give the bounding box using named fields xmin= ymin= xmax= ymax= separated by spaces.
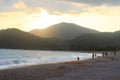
xmin=0 ymin=57 xmax=119 ymax=80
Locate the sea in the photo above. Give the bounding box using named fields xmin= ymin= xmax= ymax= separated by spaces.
xmin=0 ymin=49 xmax=96 ymax=69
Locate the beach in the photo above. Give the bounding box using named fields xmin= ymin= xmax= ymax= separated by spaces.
xmin=0 ymin=56 xmax=120 ymax=80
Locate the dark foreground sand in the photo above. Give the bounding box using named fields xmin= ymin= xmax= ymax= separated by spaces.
xmin=0 ymin=57 xmax=120 ymax=80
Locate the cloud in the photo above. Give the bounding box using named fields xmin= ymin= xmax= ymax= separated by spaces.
xmin=25 ymin=8 xmax=42 ymax=15
xmin=0 ymin=11 xmax=37 ymax=30
xmin=71 ymin=2 xmax=89 ymax=7
xmin=0 ymin=0 xmax=88 ymax=15
xmin=63 ymin=0 xmax=120 ymax=6
xmin=13 ymin=1 xmax=27 ymax=9
xmin=1 ymin=0 xmax=120 ymax=32
xmin=12 ymin=1 xmax=42 ymax=15
xmin=85 ymin=5 xmax=120 ymax=16
xmin=1 ymin=0 xmax=120 ymax=17
xmin=0 ymin=0 xmax=19 ymax=6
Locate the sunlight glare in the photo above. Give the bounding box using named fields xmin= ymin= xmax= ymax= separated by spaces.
xmin=27 ymin=9 xmax=60 ymax=31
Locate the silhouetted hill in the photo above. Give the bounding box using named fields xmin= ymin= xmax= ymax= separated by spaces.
xmin=113 ymin=31 xmax=120 ymax=37
xmin=69 ymin=32 xmax=120 ymax=51
xmin=1 ymin=28 xmax=120 ymax=51
xmin=30 ymin=22 xmax=99 ymax=40
xmin=0 ymin=28 xmax=61 ymax=50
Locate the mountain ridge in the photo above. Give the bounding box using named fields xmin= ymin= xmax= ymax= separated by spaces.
xmin=0 ymin=28 xmax=60 ymax=50
xmin=30 ymin=22 xmax=99 ymax=40
xmin=69 ymin=32 xmax=120 ymax=51
xmin=0 ymin=27 xmax=120 ymax=51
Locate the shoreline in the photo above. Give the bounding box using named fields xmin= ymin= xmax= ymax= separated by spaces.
xmin=0 ymin=53 xmax=104 ymax=71
xmin=1 ymin=48 xmax=119 ymax=53
xmin=0 ymin=56 xmax=116 ymax=80
xmin=0 ymin=57 xmax=92 ymax=70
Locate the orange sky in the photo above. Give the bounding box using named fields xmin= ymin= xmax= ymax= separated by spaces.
xmin=0 ymin=0 xmax=120 ymax=32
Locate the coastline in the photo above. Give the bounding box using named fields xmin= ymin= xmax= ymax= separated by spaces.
xmin=0 ymin=56 xmax=117 ymax=80
xmin=0 ymin=49 xmax=96 ymax=70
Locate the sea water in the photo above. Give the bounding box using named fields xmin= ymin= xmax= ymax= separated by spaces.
xmin=0 ymin=49 xmax=93 ymax=69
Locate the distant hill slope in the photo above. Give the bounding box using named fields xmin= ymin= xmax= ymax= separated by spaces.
xmin=30 ymin=22 xmax=99 ymax=40
xmin=0 ymin=28 xmax=60 ymax=50
xmin=1 ymin=28 xmax=120 ymax=51
xmin=69 ymin=32 xmax=120 ymax=51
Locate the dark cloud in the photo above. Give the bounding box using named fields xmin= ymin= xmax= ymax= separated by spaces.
xmin=63 ymin=0 xmax=120 ymax=6
xmin=23 ymin=0 xmax=84 ymax=14
xmin=0 ymin=0 xmax=89 ymax=14
xmin=2 ymin=0 xmax=120 ymax=15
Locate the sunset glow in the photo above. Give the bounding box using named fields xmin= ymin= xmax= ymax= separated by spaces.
xmin=25 ymin=9 xmax=60 ymax=31
xmin=0 ymin=0 xmax=120 ymax=32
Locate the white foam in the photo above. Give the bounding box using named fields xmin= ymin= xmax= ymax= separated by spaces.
xmin=0 ymin=49 xmax=93 ymax=70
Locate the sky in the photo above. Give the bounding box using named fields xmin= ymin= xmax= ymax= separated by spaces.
xmin=0 ymin=0 xmax=120 ymax=32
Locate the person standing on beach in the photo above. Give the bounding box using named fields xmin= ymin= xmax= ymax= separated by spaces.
xmin=95 ymin=53 xmax=97 ymax=58
xmin=92 ymin=53 xmax=94 ymax=59
xmin=102 ymin=52 xmax=105 ymax=57
xmin=77 ymin=57 xmax=80 ymax=61
xmin=105 ymin=52 xmax=108 ymax=56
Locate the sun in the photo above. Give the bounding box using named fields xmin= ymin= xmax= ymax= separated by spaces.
xmin=26 ymin=9 xmax=60 ymax=31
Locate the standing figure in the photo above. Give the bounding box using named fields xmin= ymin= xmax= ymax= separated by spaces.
xmin=77 ymin=57 xmax=80 ymax=61
xmin=92 ymin=53 xmax=94 ymax=59
xmin=105 ymin=52 xmax=108 ymax=57
xmin=95 ymin=53 xmax=97 ymax=58
xmin=102 ymin=52 xmax=105 ymax=57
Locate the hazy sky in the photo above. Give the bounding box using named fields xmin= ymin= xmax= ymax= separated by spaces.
xmin=0 ymin=0 xmax=120 ymax=32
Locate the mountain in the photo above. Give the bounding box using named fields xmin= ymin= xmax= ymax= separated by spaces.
xmin=0 ymin=28 xmax=61 ymax=50
xmin=113 ymin=31 xmax=120 ymax=36
xmin=69 ymin=32 xmax=120 ymax=51
xmin=30 ymin=22 xmax=99 ymax=40
xmin=0 ymin=28 xmax=120 ymax=51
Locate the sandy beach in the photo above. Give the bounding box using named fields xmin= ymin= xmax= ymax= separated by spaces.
xmin=0 ymin=57 xmax=120 ymax=80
